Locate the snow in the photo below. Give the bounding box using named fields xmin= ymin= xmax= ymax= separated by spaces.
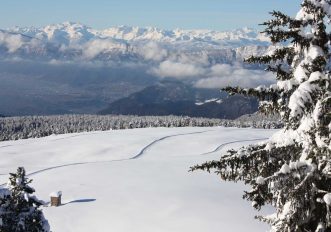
xmin=288 ymin=79 xmax=318 ymax=118
xmin=305 ymin=0 xmax=331 ymax=18
xmin=279 ymin=164 xmax=291 ymax=174
xmin=296 ymin=8 xmax=314 ymax=21
xmin=0 ymin=127 xmax=276 ymax=232
xmin=24 ymin=193 xmax=29 ymax=202
xmin=306 ymin=45 xmax=324 ymax=60
xmin=265 ymin=142 xmax=275 ymax=151
xmin=49 ymin=191 xmax=62 ymax=198
xmin=316 ymin=222 xmax=326 ymax=231
xmin=323 ymin=193 xmax=331 ymax=206
xmin=237 ymin=148 xmax=246 ymax=157
xmin=293 ymin=62 xmax=308 ymax=83
xmin=195 ymin=98 xmax=223 ymax=106
xmin=287 ymin=70 xmax=325 ymax=120
xmin=277 ymin=80 xmax=293 ymax=91
xmin=9 ymin=23 xmax=270 ymax=49
xmin=289 ymin=161 xmax=308 ymax=170
xmin=296 ymin=1 xmax=331 ymax=20
xmin=281 ymin=201 xmax=292 ymax=218
xmin=256 ymin=176 xmax=265 ymax=185
xmin=15 ymin=177 xmax=22 ymax=185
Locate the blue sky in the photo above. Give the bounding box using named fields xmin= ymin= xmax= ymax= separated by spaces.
xmin=1 ymin=0 xmax=302 ymax=30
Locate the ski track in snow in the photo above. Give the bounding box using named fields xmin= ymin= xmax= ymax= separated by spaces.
xmin=0 ymin=130 xmax=213 ymax=185
xmin=0 ymin=129 xmax=269 ymax=186
xmin=0 ymin=145 xmax=14 ymax=149
xmin=200 ymin=138 xmax=268 ymax=155
xmin=26 ymin=130 xmax=214 ymax=176
xmin=27 ymin=159 xmax=129 ymax=177
xmin=51 ymin=131 xmax=104 ymax=141
xmin=131 ymin=130 xmax=214 ymax=159
xmin=0 ymin=131 xmax=104 ymax=149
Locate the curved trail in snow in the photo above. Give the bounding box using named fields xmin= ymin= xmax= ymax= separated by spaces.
xmin=0 ymin=131 xmax=116 ymax=149
xmin=0 ymin=130 xmax=270 ymax=186
xmin=131 ymin=130 xmax=213 ymax=159
xmin=0 ymin=159 xmax=130 ymax=187
xmin=0 ymin=131 xmax=107 ymax=149
xmin=0 ymin=129 xmax=215 ymax=185
xmin=27 ymin=130 xmax=214 ymax=178
xmin=0 ymin=145 xmax=14 ymax=149
xmin=200 ymin=138 xmax=268 ymax=156
xmin=27 ymin=159 xmax=129 ymax=177
xmin=51 ymin=131 xmax=104 ymax=141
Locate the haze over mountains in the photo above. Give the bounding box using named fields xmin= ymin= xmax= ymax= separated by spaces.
xmin=0 ymin=22 xmax=275 ymax=117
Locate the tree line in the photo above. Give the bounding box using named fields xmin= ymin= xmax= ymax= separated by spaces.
xmin=0 ymin=114 xmax=282 ymax=141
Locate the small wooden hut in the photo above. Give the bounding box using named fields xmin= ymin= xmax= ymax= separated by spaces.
xmin=50 ymin=191 xmax=62 ymax=207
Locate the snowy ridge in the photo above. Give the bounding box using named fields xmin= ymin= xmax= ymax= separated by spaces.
xmin=10 ymin=22 xmax=270 ymax=47
xmin=0 ymin=22 xmax=272 ymax=64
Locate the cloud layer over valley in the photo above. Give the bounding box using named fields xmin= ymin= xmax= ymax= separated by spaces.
xmin=0 ymin=22 xmax=276 ymax=88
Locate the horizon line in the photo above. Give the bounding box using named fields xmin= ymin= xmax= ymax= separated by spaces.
xmin=5 ymin=21 xmax=263 ymax=33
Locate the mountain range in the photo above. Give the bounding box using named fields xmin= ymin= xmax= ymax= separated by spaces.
xmin=0 ymin=23 xmax=273 ymax=117
xmin=9 ymin=22 xmax=270 ymax=47
xmin=0 ymin=22 xmax=272 ymax=64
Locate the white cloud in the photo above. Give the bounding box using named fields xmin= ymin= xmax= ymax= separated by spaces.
xmin=82 ymin=39 xmax=126 ymax=59
xmin=195 ymin=63 xmax=275 ymax=89
xmin=0 ymin=32 xmax=24 ymax=53
xmin=151 ymin=57 xmax=275 ymax=88
xmin=139 ymin=42 xmax=168 ymax=61
xmin=151 ymin=60 xmax=205 ymax=79
xmin=210 ymin=64 xmax=233 ymax=76
xmin=0 ymin=30 xmax=275 ymax=89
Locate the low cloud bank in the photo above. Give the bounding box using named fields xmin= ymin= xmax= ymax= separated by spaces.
xmin=0 ymin=31 xmax=25 ymax=53
xmin=0 ymin=32 xmax=275 ymax=89
xmin=138 ymin=42 xmax=168 ymax=61
xmin=151 ymin=60 xmax=205 ymax=79
xmin=150 ymin=57 xmax=275 ymax=88
xmin=195 ymin=64 xmax=275 ymax=88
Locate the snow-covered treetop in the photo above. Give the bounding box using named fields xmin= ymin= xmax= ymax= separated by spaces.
xmin=193 ymin=1 xmax=331 ymax=231
xmin=0 ymin=167 xmax=50 ymax=231
xmin=225 ymin=0 xmax=331 ymax=134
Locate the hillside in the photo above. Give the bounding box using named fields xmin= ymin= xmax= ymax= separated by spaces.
xmin=0 ymin=127 xmax=276 ymax=231
xmin=100 ymin=81 xmax=258 ymax=119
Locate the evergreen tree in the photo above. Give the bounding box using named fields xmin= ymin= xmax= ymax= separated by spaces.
xmin=0 ymin=167 xmax=50 ymax=232
xmin=191 ymin=1 xmax=331 ymax=231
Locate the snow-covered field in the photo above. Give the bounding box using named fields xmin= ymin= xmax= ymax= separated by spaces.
xmin=0 ymin=127 xmax=276 ymax=232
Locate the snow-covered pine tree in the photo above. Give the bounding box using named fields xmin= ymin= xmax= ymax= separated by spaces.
xmin=191 ymin=1 xmax=331 ymax=231
xmin=0 ymin=167 xmax=50 ymax=232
